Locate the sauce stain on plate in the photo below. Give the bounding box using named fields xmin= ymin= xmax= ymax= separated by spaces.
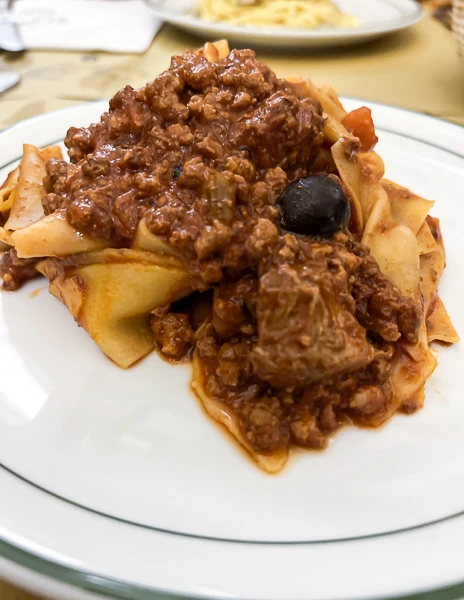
xmin=29 ymin=286 xmax=47 ymax=298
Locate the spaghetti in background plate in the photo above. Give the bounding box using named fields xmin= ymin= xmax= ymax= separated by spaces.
xmin=145 ymin=0 xmax=423 ymax=48
xmin=0 ymin=42 xmax=463 ymax=600
xmin=197 ymin=0 xmax=360 ymax=29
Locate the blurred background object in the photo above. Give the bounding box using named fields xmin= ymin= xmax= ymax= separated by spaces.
xmin=0 ymin=68 xmax=20 ymax=94
xmin=1 ymin=0 xmax=162 ymax=53
xmin=145 ymin=0 xmax=424 ymax=48
xmin=0 ymin=0 xmax=24 ymax=52
xmin=453 ymin=0 xmax=464 ymax=53
xmin=417 ymin=0 xmax=453 ymax=27
xmin=0 ymin=0 xmax=21 ymax=96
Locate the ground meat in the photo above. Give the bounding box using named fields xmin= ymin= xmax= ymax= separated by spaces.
xmin=44 ymin=159 xmax=69 ymax=195
xmin=45 ymin=49 xmax=324 ymax=285
xmin=349 ymin=385 xmax=386 ymax=415
xmin=215 ymin=340 xmax=252 ymax=388
xmin=196 ymin=333 xmax=218 ymax=360
xmin=289 ymin=405 xmax=327 ymax=449
xmin=0 ymin=249 xmax=39 ymax=291
xmin=151 ymin=313 xmax=194 ymax=360
xmin=351 ymin=254 xmax=421 ymax=344
xmin=211 ymin=275 xmax=257 ymax=339
xmin=194 ymin=221 xmax=232 ymax=261
xmin=240 ymin=396 xmax=290 ymax=454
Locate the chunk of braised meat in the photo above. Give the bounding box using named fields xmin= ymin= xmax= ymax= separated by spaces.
xmin=250 ymin=235 xmax=374 ymax=389
xmin=151 ymin=313 xmax=194 ymax=360
xmin=0 ymin=249 xmax=39 ymax=291
xmin=351 ymin=254 xmax=421 ymax=344
xmin=211 ymin=274 xmax=258 ymax=339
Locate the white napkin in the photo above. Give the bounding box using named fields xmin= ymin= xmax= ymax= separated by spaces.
xmin=9 ymin=0 xmax=163 ymax=54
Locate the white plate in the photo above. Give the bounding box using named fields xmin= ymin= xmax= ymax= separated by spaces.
xmin=145 ymin=0 xmax=423 ymax=48
xmin=0 ymin=100 xmax=463 ymax=600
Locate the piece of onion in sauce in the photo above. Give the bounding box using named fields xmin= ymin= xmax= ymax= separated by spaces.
xmin=204 ymin=171 xmax=236 ymax=223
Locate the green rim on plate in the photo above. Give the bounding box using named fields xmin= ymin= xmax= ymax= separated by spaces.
xmin=1 ymin=538 xmax=464 ymax=600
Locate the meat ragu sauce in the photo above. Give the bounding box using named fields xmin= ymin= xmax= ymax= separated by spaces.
xmin=1 ymin=49 xmax=422 ymax=455
xmin=44 ymin=49 xmax=324 ymax=287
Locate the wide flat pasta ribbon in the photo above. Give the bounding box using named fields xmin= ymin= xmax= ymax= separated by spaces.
xmin=38 ymin=249 xmax=191 ymax=368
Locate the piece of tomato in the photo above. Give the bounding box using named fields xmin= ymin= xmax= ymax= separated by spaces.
xmin=342 ymin=106 xmax=378 ymax=152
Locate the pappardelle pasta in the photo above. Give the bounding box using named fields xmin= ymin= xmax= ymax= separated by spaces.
xmin=0 ymin=41 xmax=458 ymax=473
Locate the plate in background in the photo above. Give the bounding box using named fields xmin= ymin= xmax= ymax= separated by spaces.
xmin=145 ymin=0 xmax=424 ymax=47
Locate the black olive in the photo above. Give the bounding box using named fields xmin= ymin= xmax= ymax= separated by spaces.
xmin=279 ymin=175 xmax=350 ymax=237
xmin=172 ymin=165 xmax=182 ymax=180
